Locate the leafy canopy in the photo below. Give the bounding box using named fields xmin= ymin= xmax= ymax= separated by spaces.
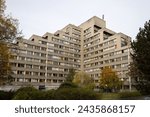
xmin=0 ymin=0 xmax=21 ymax=85
xmin=99 ymin=66 xmax=121 ymax=92
xmin=73 ymin=71 xmax=94 ymax=90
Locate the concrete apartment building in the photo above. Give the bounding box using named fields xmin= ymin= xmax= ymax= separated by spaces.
xmin=10 ymin=16 xmax=131 ymax=89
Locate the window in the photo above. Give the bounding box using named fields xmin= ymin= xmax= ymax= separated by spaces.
xmin=116 ymin=57 xmax=121 ymax=62
xmin=116 ymin=51 xmax=122 ymax=55
xmin=103 ymin=31 xmax=112 ymax=40
xmin=48 ymin=43 xmax=54 ymax=47
xmin=104 ymin=54 xmax=108 ymax=58
xmin=53 ymin=61 xmax=59 ymax=65
xmin=52 ymin=56 xmax=60 ymax=59
xmin=41 ymin=60 xmax=46 ymax=63
xmin=47 ymin=74 xmax=51 ymax=78
xmin=34 ymin=52 xmax=40 ymax=56
xmin=43 ymin=36 xmax=48 ymax=39
xmin=121 ymin=38 xmax=128 ymax=47
xmin=33 ymin=72 xmax=39 ymax=76
xmin=26 ymin=71 xmax=32 ymax=75
xmin=59 ymin=45 xmax=63 ymax=49
xmin=53 ymin=73 xmax=57 ymax=77
xmin=47 ymin=67 xmax=52 ymax=70
xmin=116 ymin=64 xmax=121 ymax=68
xmin=109 ymin=40 xmax=114 ymax=44
xmin=40 ymin=66 xmax=45 ymax=70
xmin=64 ymin=57 xmax=68 ymax=61
xmin=40 ymin=72 xmax=45 ymax=76
xmin=27 ymin=51 xmax=33 ymax=55
xmin=35 ymin=46 xmax=40 ymax=50
xmin=33 ymin=65 xmax=39 ymax=69
xmin=122 ymin=63 xmax=128 ymax=67
xmin=84 ymin=33 xmax=91 ymax=38
xmin=110 ymin=59 xmax=114 ymax=62
xmin=109 ymin=52 xmax=114 ymax=56
xmin=52 ymin=67 xmax=59 ymax=71
xmin=48 ymin=48 xmax=54 ymax=52
xmin=84 ymin=27 xmax=91 ymax=33
xmin=26 ymin=64 xmax=32 ymax=68
xmin=34 ymin=59 xmax=39 ymax=62
xmin=41 ymin=53 xmax=46 ymax=57
xmin=20 ymin=50 xmax=26 ymax=54
xmin=73 ymin=28 xmax=81 ymax=33
xmin=59 ymin=74 xmax=63 ymax=77
xmin=17 ymin=71 xmax=24 ymax=75
xmin=26 ymin=58 xmax=32 ymax=61
xmin=27 ymin=45 xmax=33 ymax=49
xmin=104 ymin=60 xmax=109 ymax=64
xmin=94 ymin=25 xmax=101 ymax=33
xmin=53 ymin=79 xmax=57 ymax=83
xmin=41 ymin=41 xmax=47 ymax=45
xmin=72 ymin=33 xmax=80 ymax=38
xmin=122 ymin=56 xmax=128 ymax=60
xmin=103 ymin=42 xmax=108 ymax=46
xmin=39 ymin=40 xmax=41 ymax=44
xmin=64 ymin=69 xmax=68 ymax=72
xmin=41 ymin=47 xmax=46 ymax=51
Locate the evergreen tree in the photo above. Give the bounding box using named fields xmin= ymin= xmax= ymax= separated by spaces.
xmin=131 ymin=20 xmax=150 ymax=94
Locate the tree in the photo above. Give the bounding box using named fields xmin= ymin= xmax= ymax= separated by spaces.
xmin=131 ymin=20 xmax=150 ymax=94
xmin=66 ymin=68 xmax=76 ymax=82
xmin=0 ymin=0 xmax=20 ymax=42
xmin=99 ymin=66 xmax=122 ymax=92
xmin=73 ymin=71 xmax=94 ymax=90
xmin=0 ymin=0 xmax=21 ymax=85
xmin=0 ymin=0 xmax=5 ymax=15
xmin=0 ymin=42 xmax=12 ymax=85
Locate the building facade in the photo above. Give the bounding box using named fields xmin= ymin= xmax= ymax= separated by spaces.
xmin=10 ymin=16 xmax=131 ymax=89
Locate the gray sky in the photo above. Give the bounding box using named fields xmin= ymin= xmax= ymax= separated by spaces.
xmin=6 ymin=0 xmax=150 ymax=39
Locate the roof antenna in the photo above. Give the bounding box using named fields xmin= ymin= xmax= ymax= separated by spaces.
xmin=102 ymin=14 xmax=104 ymax=20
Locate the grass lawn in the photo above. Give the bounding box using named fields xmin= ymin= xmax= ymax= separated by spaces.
xmin=97 ymin=91 xmax=142 ymax=100
xmin=99 ymin=93 xmax=120 ymax=100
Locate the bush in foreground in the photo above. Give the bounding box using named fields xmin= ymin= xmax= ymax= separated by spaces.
xmin=58 ymin=82 xmax=78 ymax=89
xmin=13 ymin=86 xmax=40 ymax=100
xmin=0 ymin=90 xmax=15 ymax=100
xmin=12 ymin=86 xmax=99 ymax=100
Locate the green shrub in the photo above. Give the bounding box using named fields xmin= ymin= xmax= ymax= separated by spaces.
xmin=0 ymin=90 xmax=15 ymax=100
xmin=13 ymin=86 xmax=39 ymax=100
xmin=13 ymin=86 xmax=99 ymax=100
xmin=58 ymin=82 xmax=78 ymax=89
xmin=41 ymin=90 xmax=55 ymax=100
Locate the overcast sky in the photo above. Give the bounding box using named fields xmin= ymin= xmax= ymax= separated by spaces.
xmin=6 ymin=0 xmax=150 ymax=39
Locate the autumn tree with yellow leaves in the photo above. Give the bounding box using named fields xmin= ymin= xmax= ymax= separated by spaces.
xmin=99 ymin=66 xmax=122 ymax=92
xmin=0 ymin=42 xmax=12 ymax=85
xmin=0 ymin=0 xmax=21 ymax=85
xmin=73 ymin=71 xmax=94 ymax=90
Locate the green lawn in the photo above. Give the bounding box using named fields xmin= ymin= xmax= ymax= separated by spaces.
xmin=97 ymin=91 xmax=142 ymax=100
xmin=99 ymin=93 xmax=120 ymax=100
